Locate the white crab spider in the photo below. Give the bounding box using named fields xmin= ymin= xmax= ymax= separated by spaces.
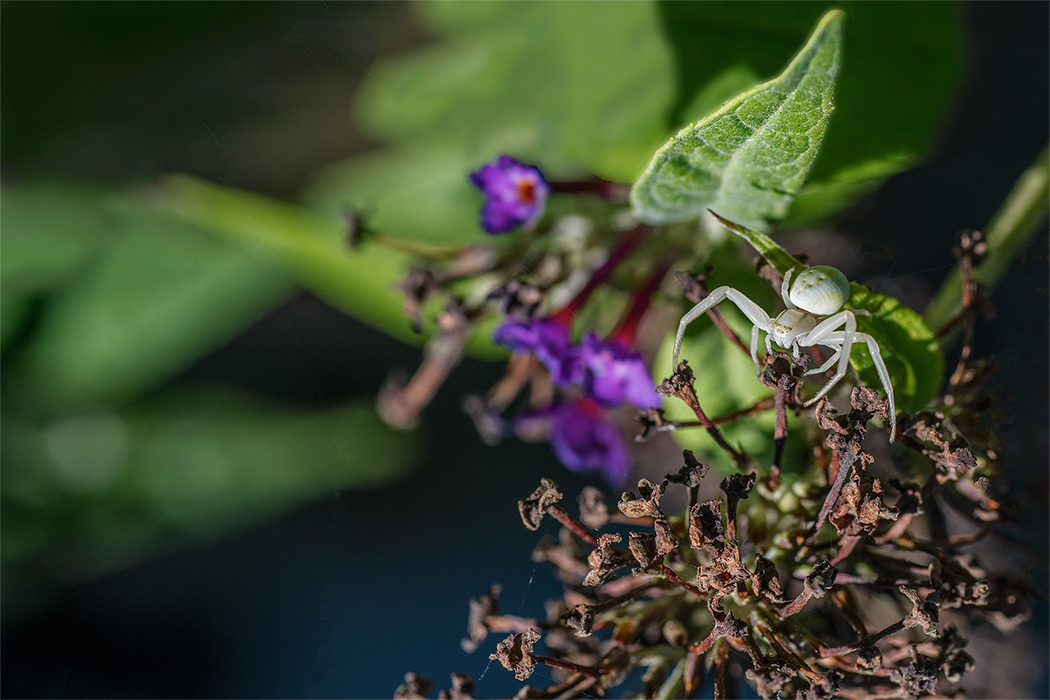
xmin=672 ymin=265 xmax=896 ymax=442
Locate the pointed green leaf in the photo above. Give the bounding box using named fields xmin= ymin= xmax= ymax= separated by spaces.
xmin=630 ymin=10 xmax=843 ymax=229
xmin=710 ymin=213 xmax=943 ymax=413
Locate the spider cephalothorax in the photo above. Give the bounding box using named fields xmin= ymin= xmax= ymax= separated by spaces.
xmin=672 ymin=265 xmax=896 ymax=441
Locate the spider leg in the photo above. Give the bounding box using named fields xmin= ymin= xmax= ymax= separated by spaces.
xmin=673 ymin=287 xmax=772 ymax=368
xmin=750 ymin=325 xmax=763 ymax=375
xmin=799 ymin=312 xmax=856 ymax=407
xmin=801 ymin=326 xmax=897 ymax=443
xmin=781 ymin=268 xmax=797 ymax=310
xmin=857 ymin=331 xmax=896 ymax=442
xmin=806 ymin=343 xmax=841 ymax=375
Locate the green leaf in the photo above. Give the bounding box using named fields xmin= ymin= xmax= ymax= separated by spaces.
xmin=710 ymin=212 xmax=943 ymax=413
xmin=353 ymin=1 xmax=675 ymax=183
xmin=630 ymin=10 xmax=843 ymax=229
xmin=4 ymin=186 xmax=295 ymax=406
xmin=302 ymin=146 xmax=489 ymax=247
xmin=658 ymin=2 xmax=963 ymax=226
xmin=158 ymin=175 xmax=508 ymax=359
xmin=1 ymin=388 xmax=420 ymax=586
xmin=0 ymin=183 xmax=118 ymax=295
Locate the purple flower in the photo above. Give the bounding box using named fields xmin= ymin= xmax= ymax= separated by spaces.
xmin=493 ymin=317 xmax=582 ymax=386
xmin=579 ymin=333 xmax=660 ymax=410
xmin=550 ymin=399 xmax=631 ymax=486
xmin=517 ymin=399 xmax=631 ymax=486
xmin=469 ymin=156 xmax=549 ymax=234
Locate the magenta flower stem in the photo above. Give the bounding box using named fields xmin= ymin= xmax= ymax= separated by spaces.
xmin=551 ymin=224 xmax=650 ymax=326
xmin=547 ymin=177 xmax=630 ymax=202
xmin=609 ymin=256 xmax=673 ymax=347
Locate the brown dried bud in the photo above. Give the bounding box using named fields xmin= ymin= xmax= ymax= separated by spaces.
xmin=666 ymin=450 xmax=710 ymax=488
xmin=721 ymin=471 xmax=757 ymax=503
xmin=751 ymin=555 xmax=785 ymax=603
xmin=628 ymin=532 xmax=661 ymax=571
xmin=395 ymin=672 xmax=433 ymax=699
xmin=653 ymin=518 xmax=679 ymax=556
xmin=584 ymin=533 xmax=630 ymax=586
xmin=804 ymin=561 xmax=839 ymax=600
xmin=828 ymin=472 xmax=898 ymax=537
xmin=489 ymin=628 xmax=541 ymax=681
xmin=564 ymin=604 xmax=595 ymax=637
xmin=890 ymin=646 xmax=938 ymax=699
xmin=399 ymin=268 xmax=441 ymax=334
xmin=689 ymin=499 xmax=725 ymax=550
xmin=618 ymin=478 xmax=667 ymax=519
xmin=437 ymin=673 xmax=475 ymax=700
xmin=855 ymin=645 xmax=882 ymax=672
xmin=578 ymin=486 xmax=610 ymax=529
xmin=518 ymin=479 xmax=563 ymax=531
xmin=462 ymin=585 xmax=501 ymax=653
xmin=901 ymin=586 xmax=940 ymax=638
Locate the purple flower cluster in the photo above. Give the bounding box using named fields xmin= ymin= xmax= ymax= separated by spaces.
xmin=493 ymin=316 xmax=659 ymax=486
xmin=470 ymin=155 xmax=663 ymax=486
xmin=469 ymin=156 xmax=549 ymax=234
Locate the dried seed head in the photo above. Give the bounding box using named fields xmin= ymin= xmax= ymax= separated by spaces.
xmin=666 ymin=449 xmax=710 ymax=488
xmin=584 ymin=533 xmax=629 ymax=586
xmin=490 ymin=628 xmax=541 ymax=681
xmin=900 ymin=586 xmax=940 ymax=639
xmin=518 ymin=479 xmax=563 ymax=531
xmin=689 ymin=499 xmax=726 ymax=550
xmin=578 ymin=486 xmax=610 ymax=529
xmin=618 ymin=478 xmax=667 ymax=519
xmin=890 ymin=646 xmax=938 ymax=699
xmin=752 ymin=555 xmax=785 ymax=603
xmin=462 ymin=585 xmax=501 ymax=653
xmin=437 ymin=673 xmax=475 ymax=700
xmin=855 ymin=645 xmax=882 ymax=672
xmin=804 ymin=561 xmax=839 ymax=600
xmin=564 ymin=604 xmax=595 ymax=637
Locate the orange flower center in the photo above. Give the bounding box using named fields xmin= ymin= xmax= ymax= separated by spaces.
xmin=517 ymin=180 xmax=536 ymax=204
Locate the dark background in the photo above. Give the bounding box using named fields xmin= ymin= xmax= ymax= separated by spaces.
xmin=1 ymin=2 xmax=1047 ymax=698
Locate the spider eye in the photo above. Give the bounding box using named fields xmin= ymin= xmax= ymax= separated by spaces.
xmin=789 ymin=266 xmax=850 ymax=316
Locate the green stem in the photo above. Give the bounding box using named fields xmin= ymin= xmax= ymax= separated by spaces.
xmin=925 ymin=143 xmax=1049 ymax=334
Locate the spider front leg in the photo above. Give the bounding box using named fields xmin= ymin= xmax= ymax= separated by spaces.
xmin=799 ymin=312 xmax=897 ymax=442
xmin=673 ymin=286 xmax=772 ymax=373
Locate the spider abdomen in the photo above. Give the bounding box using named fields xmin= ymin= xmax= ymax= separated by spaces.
xmin=788 ymin=266 xmax=850 ymax=316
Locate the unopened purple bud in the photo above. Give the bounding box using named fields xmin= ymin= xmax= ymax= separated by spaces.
xmin=469 ymin=156 xmax=549 ymax=234
xmin=579 ymin=333 xmax=660 ymax=410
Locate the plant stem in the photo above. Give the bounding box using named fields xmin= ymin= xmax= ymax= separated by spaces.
xmin=925 ymin=143 xmax=1049 ymax=335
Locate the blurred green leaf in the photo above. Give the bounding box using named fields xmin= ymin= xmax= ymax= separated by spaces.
xmin=658 ymin=2 xmax=962 ymax=224
xmin=158 ymin=175 xmax=509 ymax=359
xmin=710 ymin=212 xmax=943 ymax=413
xmin=2 ymin=388 xmax=420 ymax=590
xmin=3 ymin=185 xmax=295 ymax=406
xmin=1 ymin=183 xmax=117 ymax=294
xmin=631 ymin=10 xmax=843 ymax=229
xmin=353 ymin=1 xmax=675 ymax=183
xmin=302 ymin=146 xmax=488 ymax=247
